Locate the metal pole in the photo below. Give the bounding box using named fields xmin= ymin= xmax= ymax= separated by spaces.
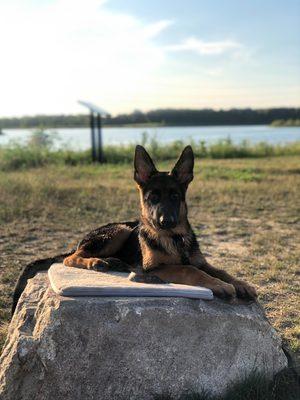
xmin=90 ymin=112 xmax=96 ymax=162
xmin=96 ymin=113 xmax=103 ymax=163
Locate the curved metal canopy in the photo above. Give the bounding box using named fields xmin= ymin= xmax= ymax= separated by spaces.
xmin=78 ymin=100 xmax=109 ymax=117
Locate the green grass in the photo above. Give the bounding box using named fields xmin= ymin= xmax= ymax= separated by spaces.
xmin=1 ymin=136 xmax=300 ymax=171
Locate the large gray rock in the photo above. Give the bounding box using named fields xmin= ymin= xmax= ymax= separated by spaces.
xmin=0 ymin=273 xmax=287 ymax=400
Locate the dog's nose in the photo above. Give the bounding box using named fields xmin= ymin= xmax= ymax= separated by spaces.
xmin=158 ymin=215 xmax=176 ymax=229
xmin=159 ymin=215 xmax=164 ymax=225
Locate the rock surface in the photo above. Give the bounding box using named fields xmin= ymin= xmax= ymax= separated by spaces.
xmin=0 ymin=272 xmax=287 ymax=400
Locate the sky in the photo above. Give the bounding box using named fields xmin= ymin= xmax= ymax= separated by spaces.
xmin=0 ymin=0 xmax=299 ymax=117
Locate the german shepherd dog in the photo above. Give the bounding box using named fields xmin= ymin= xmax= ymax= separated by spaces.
xmin=12 ymin=145 xmax=257 ymax=314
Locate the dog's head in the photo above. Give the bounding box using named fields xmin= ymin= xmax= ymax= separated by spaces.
xmin=134 ymin=145 xmax=194 ymax=231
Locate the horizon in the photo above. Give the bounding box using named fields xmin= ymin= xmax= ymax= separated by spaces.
xmin=1 ymin=106 xmax=300 ymax=120
xmin=0 ymin=0 xmax=299 ymax=117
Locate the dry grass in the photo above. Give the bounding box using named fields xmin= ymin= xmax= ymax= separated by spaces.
xmin=0 ymin=156 xmax=299 ymax=358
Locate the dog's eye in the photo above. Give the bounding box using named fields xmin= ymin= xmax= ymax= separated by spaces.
xmin=170 ymin=192 xmax=180 ymax=201
xmin=149 ymin=193 xmax=160 ymax=204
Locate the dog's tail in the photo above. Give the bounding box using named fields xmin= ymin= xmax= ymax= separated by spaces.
xmin=12 ymin=251 xmax=74 ymax=316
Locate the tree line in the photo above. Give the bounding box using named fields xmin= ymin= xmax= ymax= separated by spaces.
xmin=1 ymin=108 xmax=300 ymax=129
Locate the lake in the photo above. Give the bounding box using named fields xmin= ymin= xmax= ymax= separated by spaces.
xmin=0 ymin=125 xmax=300 ymax=150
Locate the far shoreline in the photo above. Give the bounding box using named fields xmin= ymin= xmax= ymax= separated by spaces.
xmin=2 ymin=122 xmax=300 ymax=130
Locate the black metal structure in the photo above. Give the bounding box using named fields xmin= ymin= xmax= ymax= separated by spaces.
xmin=96 ymin=113 xmax=103 ymax=162
xmin=90 ymin=112 xmax=97 ymax=162
xmin=78 ymin=100 xmax=108 ymax=163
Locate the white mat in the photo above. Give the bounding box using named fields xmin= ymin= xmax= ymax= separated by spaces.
xmin=48 ymin=263 xmax=213 ymax=300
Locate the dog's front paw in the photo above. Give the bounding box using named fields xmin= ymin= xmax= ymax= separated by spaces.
xmin=105 ymin=257 xmax=130 ymax=272
xmin=87 ymin=258 xmax=109 ymax=271
xmin=211 ymin=282 xmax=236 ymax=299
xmin=129 ymin=272 xmax=165 ymax=284
xmin=233 ymin=280 xmax=257 ymax=300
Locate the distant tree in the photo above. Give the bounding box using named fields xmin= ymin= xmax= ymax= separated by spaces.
xmin=1 ymin=108 xmax=300 ymax=129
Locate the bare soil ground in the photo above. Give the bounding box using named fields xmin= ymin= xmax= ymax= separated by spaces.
xmin=0 ymin=156 xmax=299 ymax=359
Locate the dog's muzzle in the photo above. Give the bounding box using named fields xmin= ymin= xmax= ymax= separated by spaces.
xmin=158 ymin=214 xmax=177 ymax=230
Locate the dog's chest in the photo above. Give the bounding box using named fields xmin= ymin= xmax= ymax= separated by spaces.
xmin=141 ymin=232 xmax=191 ymax=269
xmin=161 ymin=235 xmax=189 ymax=260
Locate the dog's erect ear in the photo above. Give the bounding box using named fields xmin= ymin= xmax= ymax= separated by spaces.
xmin=134 ymin=145 xmax=158 ymax=186
xmin=171 ymin=145 xmax=194 ymax=187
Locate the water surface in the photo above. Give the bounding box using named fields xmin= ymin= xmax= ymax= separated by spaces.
xmin=0 ymin=125 xmax=299 ymax=150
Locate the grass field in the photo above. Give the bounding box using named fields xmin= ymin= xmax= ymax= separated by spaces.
xmin=0 ymin=154 xmax=299 ymax=382
xmin=1 ymin=136 xmax=300 ymax=171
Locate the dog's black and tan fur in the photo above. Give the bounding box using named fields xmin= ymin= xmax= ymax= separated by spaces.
xmin=12 ymin=145 xmax=257 ymax=314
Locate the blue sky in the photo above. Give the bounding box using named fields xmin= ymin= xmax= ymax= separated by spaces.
xmin=0 ymin=0 xmax=299 ymax=116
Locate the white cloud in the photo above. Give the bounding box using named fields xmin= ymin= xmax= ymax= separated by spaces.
xmin=167 ymin=37 xmax=242 ymax=55
xmin=142 ymin=20 xmax=174 ymax=38
xmin=205 ymin=67 xmax=224 ymax=77
xmin=0 ymin=0 xmax=171 ymax=115
xmin=0 ymin=0 xmax=295 ymax=115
